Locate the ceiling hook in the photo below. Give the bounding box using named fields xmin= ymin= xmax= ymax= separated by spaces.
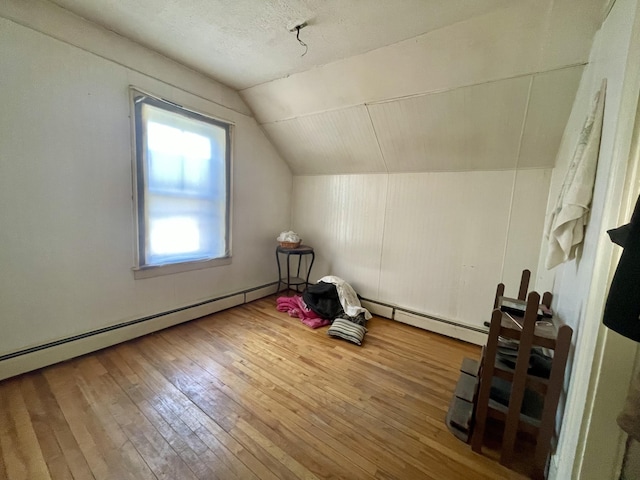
xmin=289 ymin=22 xmax=308 ymax=57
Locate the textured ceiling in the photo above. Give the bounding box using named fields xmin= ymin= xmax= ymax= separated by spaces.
xmin=48 ymin=0 xmax=519 ymax=90
xmin=40 ymin=0 xmax=608 ymax=176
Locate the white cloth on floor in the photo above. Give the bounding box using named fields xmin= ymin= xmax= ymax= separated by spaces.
xmin=545 ymin=79 xmax=607 ymax=269
xmin=318 ymin=275 xmax=372 ymax=320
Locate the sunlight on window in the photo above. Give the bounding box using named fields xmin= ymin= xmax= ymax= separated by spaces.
xmin=148 ymin=122 xmax=211 ymax=159
xmin=182 ymin=131 xmax=211 ymax=159
xmin=150 ymin=217 xmax=200 ymax=256
xmin=148 ymin=122 xmax=183 ymax=156
xmin=134 ymin=94 xmax=230 ymax=269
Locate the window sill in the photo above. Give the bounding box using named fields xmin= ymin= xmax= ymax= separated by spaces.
xmin=133 ymin=257 xmax=232 ymax=279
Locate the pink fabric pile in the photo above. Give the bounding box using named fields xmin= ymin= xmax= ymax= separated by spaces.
xmin=276 ymin=295 xmax=331 ymax=329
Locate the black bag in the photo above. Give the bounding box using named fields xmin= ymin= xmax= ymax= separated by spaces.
xmin=303 ymin=282 xmax=343 ymax=319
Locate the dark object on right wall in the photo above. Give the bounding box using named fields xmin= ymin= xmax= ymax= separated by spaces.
xmin=603 ymin=194 xmax=640 ymax=342
xmin=607 ymin=222 xmax=632 ymax=247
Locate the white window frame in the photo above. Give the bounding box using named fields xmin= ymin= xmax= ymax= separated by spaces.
xmin=129 ymin=87 xmax=233 ymax=279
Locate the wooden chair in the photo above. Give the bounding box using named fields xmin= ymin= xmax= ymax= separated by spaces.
xmin=471 ymin=291 xmax=572 ymax=479
xmin=493 ymin=269 xmax=531 ymax=309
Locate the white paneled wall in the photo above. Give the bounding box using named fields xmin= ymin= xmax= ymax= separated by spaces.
xmin=256 ymin=64 xmax=584 ymax=176
xmin=519 ymin=66 xmax=586 ymax=168
xmin=368 ymin=77 xmax=531 ymax=172
xmin=380 ymin=172 xmax=513 ymax=325
xmin=292 ymin=169 xmax=551 ymax=329
xmin=502 ymin=169 xmax=552 ymax=291
xmin=292 ymin=175 xmax=387 ymax=298
xmin=263 ymin=106 xmax=386 ymax=174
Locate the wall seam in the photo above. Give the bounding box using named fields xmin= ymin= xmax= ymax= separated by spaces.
xmin=365 ymin=104 xmax=389 ymax=173
xmin=0 ymin=15 xmax=251 ymax=118
xmin=500 ymin=76 xmax=535 ymax=280
xmin=377 ymin=174 xmax=391 ymax=299
xmin=257 ymin=65 xmax=587 ymax=126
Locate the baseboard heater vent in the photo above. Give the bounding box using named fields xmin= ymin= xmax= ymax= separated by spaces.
xmin=360 ymin=297 xmax=488 ymax=346
xmin=0 ymin=282 xmax=279 ymax=380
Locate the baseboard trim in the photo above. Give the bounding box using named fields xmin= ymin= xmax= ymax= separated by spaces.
xmin=361 ymin=297 xmax=488 ymax=346
xmin=0 ymin=282 xmax=278 ymax=380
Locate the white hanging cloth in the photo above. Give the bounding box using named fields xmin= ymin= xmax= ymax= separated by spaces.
xmin=545 ymin=79 xmax=607 ymax=269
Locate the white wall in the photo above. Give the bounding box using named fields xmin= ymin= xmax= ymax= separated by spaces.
xmin=280 ymin=1 xmax=606 ymax=341
xmin=533 ymin=0 xmax=640 ymax=477
xmin=292 ymin=168 xmax=551 ymax=331
xmin=0 ymin=3 xmax=292 ymax=365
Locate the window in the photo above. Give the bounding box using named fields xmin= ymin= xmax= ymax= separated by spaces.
xmin=131 ymin=89 xmax=231 ymax=276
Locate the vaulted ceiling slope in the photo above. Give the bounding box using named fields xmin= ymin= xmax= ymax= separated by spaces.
xmin=242 ymin=0 xmax=608 ymax=174
xmin=50 ymin=0 xmax=609 ymax=175
xmin=49 ymin=0 xmax=521 ymax=90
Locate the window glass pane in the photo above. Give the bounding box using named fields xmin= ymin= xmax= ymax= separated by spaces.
xmin=150 ymin=216 xmax=200 ymax=256
xmin=183 ymin=155 xmax=211 ymax=193
xmin=147 ymin=121 xmax=183 ymax=156
xmin=148 ymin=150 xmax=182 ymax=192
xmin=134 ymin=93 xmax=230 ymax=268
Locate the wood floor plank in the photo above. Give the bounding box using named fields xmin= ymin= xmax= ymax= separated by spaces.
xmin=163 ymin=317 xmax=427 ymax=479
xmin=170 ymin=308 xmax=512 ymax=480
xmin=198 ymin=328 xmax=452 ymax=478
xmin=18 ymin=374 xmax=77 ymax=480
xmin=144 ymin=322 xmax=400 ymax=478
xmin=43 ymin=362 xmax=156 ymax=480
xmin=156 ymin=326 xmax=378 ymax=478
xmin=0 ymin=434 xmax=8 ymax=480
xmin=135 ymin=334 xmax=356 ymax=480
xmin=96 ymin=349 xmax=243 ymax=480
xmin=234 ymin=417 xmax=323 ymax=480
xmin=207 ymin=315 xmax=451 ymax=430
xmin=0 ymin=379 xmax=52 ymax=480
xmin=0 ymin=295 xmax=529 ymax=480
xmin=71 ymin=362 xmax=173 ymax=480
xmin=107 ymin=342 xmax=281 ymax=480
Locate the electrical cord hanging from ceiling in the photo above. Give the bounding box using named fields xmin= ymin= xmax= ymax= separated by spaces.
xmin=295 ymin=25 xmax=308 ymax=57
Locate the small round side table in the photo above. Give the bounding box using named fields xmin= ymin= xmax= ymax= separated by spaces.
xmin=275 ymin=245 xmax=315 ymax=294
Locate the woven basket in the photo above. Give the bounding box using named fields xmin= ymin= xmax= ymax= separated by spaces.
xmin=279 ymin=241 xmax=301 ymax=249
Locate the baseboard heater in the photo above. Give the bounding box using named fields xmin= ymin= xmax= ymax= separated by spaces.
xmin=0 ymin=281 xmax=280 ymax=381
xmin=360 ymin=297 xmax=489 ymax=346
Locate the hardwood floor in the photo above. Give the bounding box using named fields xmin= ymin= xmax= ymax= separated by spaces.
xmin=0 ymin=296 xmax=528 ymax=479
